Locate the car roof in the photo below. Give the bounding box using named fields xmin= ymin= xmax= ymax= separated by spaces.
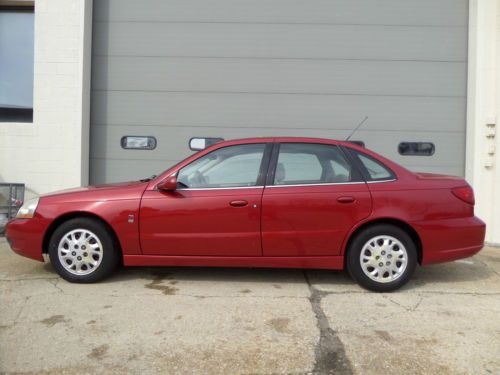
xmin=216 ymin=136 xmax=356 ymax=148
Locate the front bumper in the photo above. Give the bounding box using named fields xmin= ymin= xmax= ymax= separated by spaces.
xmin=5 ymin=217 xmax=47 ymax=262
xmin=414 ymin=215 xmax=486 ymax=265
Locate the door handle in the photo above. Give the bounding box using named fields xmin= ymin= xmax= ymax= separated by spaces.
xmin=337 ymin=196 xmax=356 ymax=204
xmin=229 ymin=200 xmax=248 ymax=207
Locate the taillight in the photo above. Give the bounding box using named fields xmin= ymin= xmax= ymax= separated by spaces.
xmin=452 ymin=186 xmax=475 ymax=205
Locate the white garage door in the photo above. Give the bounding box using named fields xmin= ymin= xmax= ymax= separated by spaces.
xmin=90 ymin=0 xmax=468 ymax=183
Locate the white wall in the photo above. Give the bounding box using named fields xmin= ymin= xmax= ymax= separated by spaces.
xmin=466 ymin=0 xmax=500 ymax=244
xmin=0 ymin=0 xmax=92 ymax=199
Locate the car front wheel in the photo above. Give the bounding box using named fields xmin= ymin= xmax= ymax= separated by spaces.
xmin=347 ymin=224 xmax=417 ymax=292
xmin=48 ymin=218 xmax=120 ymax=283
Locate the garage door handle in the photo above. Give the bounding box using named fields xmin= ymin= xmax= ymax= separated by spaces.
xmin=337 ymin=196 xmax=355 ymax=204
xmin=230 ymin=200 xmax=248 ymax=207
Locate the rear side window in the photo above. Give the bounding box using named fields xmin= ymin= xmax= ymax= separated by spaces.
xmin=276 ymin=152 xmax=322 ymax=182
xmin=348 ymin=150 xmax=395 ymax=181
xmin=273 ymin=143 xmax=361 ymax=185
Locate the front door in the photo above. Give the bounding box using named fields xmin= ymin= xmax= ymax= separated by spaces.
xmin=140 ymin=143 xmax=269 ymax=256
xmin=262 ymin=142 xmax=372 ymax=256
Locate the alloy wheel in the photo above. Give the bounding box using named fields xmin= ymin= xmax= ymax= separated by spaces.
xmin=57 ymin=229 xmax=103 ymax=275
xmin=359 ymin=235 xmax=408 ymax=283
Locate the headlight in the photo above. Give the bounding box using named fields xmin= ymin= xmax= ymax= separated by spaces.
xmin=16 ymin=197 xmax=40 ymax=219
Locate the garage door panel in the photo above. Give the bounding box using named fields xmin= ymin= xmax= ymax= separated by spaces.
xmin=92 ymin=56 xmax=466 ymax=97
xmin=90 ymin=158 xmax=171 ymax=184
xmin=355 ymin=131 xmax=465 ymax=173
xmin=400 ymin=166 xmax=464 ymax=176
xmin=91 ymin=0 xmax=468 ymax=184
xmin=90 ymin=124 xmax=464 ymax=170
xmin=91 ymin=91 xmax=466 ymax=133
xmin=94 ymin=0 xmax=467 ymax=27
xmin=93 ymin=22 xmax=466 ymax=62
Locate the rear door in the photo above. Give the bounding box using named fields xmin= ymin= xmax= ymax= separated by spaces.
xmin=262 ymin=142 xmax=372 ymax=256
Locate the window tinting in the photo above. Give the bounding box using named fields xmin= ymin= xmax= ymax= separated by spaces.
xmin=0 ymin=7 xmax=34 ymax=122
xmin=177 ymin=144 xmax=265 ymax=188
xmin=349 ymin=150 xmax=395 ymax=181
xmin=398 ymin=142 xmax=435 ymax=156
xmin=274 ymin=143 xmax=360 ymax=185
xmin=275 ymin=152 xmax=322 ymax=183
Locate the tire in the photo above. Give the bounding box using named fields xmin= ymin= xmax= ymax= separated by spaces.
xmin=48 ymin=217 xmax=120 ymax=283
xmin=346 ymin=224 xmax=417 ymax=292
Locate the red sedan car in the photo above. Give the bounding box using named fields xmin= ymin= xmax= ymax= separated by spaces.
xmin=6 ymin=137 xmax=485 ymax=292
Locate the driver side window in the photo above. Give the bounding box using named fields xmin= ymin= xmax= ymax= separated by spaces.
xmin=177 ymin=144 xmax=266 ymax=188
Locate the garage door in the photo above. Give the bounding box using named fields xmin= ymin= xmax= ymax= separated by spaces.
xmin=90 ymin=0 xmax=468 ymax=184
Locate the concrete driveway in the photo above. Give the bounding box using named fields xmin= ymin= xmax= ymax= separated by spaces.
xmin=1 ymin=238 xmax=499 ymax=374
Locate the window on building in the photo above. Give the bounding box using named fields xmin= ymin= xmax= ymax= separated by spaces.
xmin=121 ymin=136 xmax=157 ymax=150
xmin=398 ymin=142 xmax=435 ymax=156
xmin=0 ymin=3 xmax=35 ymax=122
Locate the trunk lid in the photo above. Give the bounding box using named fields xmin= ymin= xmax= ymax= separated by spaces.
xmin=415 ymin=172 xmax=464 ymax=181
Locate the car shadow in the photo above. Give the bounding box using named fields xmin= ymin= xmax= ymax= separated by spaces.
xmin=106 ymin=265 xmax=318 ymax=285
xmin=41 ymin=255 xmax=495 ymax=290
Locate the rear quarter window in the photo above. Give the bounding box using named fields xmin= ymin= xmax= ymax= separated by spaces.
xmin=347 ymin=149 xmax=395 ymax=181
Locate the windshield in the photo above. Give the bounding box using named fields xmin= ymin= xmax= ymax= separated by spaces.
xmin=144 ymin=151 xmax=204 ymax=182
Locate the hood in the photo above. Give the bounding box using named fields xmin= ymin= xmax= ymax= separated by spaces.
xmin=40 ymin=180 xmax=149 ymax=201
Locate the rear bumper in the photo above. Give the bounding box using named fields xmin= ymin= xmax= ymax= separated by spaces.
xmin=413 ymin=216 xmax=486 ymax=265
xmin=5 ymin=218 xmax=46 ymax=262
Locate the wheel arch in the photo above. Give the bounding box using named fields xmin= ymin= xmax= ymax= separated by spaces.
xmin=343 ymin=218 xmax=423 ymax=265
xmin=42 ymin=211 xmax=123 ymax=256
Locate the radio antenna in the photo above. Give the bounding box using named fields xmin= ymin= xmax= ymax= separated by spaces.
xmin=345 ymin=116 xmax=368 ymax=141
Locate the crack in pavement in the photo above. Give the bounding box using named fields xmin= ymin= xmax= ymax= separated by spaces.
xmin=11 ymin=296 xmax=31 ymax=327
xmin=0 ymin=277 xmax=60 ymax=282
xmin=48 ymin=278 xmax=66 ymax=294
xmin=303 ymin=271 xmax=353 ymax=375
xmin=383 ymin=295 xmax=423 ymax=312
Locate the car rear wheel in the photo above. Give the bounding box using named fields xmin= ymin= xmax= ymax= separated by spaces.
xmin=346 ymin=224 xmax=417 ymax=292
xmin=48 ymin=218 xmax=120 ymax=283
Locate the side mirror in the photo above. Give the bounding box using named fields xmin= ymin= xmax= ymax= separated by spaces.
xmin=157 ymin=176 xmax=177 ymax=191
